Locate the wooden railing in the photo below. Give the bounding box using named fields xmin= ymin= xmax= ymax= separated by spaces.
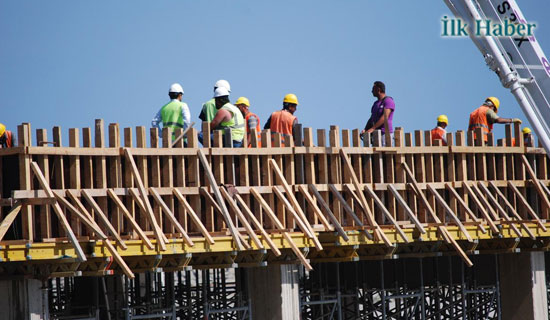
xmin=0 ymin=120 xmax=549 ymax=276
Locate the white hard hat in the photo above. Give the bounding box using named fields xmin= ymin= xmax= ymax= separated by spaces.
xmin=169 ymin=83 xmax=184 ymax=94
xmin=213 ymin=87 xmax=230 ymax=98
xmin=214 ymin=79 xmax=231 ymax=92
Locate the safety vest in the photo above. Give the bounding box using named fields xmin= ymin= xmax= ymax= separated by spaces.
xmin=245 ymin=112 xmax=262 ymax=147
xmin=431 ymin=127 xmax=447 ymax=146
xmin=468 ymin=106 xmax=493 ymax=142
xmin=161 ymin=100 xmax=186 ymax=134
xmin=270 ymin=109 xmax=296 ymax=142
xmin=220 ymin=103 xmax=245 ymax=142
xmin=0 ymin=130 xmax=12 ymax=148
xmin=202 ymin=99 xmax=217 ymax=122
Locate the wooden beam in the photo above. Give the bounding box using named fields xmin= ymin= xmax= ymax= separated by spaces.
xmin=522 ymin=155 xmax=550 ymax=212
xmin=387 ymin=184 xmax=426 ymax=234
xmin=128 ymin=188 xmax=169 ymax=244
xmin=297 ymin=185 xmax=333 ymax=231
xmin=197 ymin=149 xmax=244 ymax=250
xmin=106 ymin=189 xmax=155 ymax=249
xmin=250 ymin=187 xmax=312 ymax=271
xmin=234 ymin=194 xmax=281 ymax=256
xmin=30 ymin=162 xmax=87 ymax=262
xmin=55 ymin=194 xmax=104 ymax=237
xmin=149 ymin=188 xmax=194 ymax=247
xmin=124 ymin=148 xmax=166 ymax=250
xmin=309 ymin=184 xmax=355 ymax=240
xmin=0 ymin=202 xmax=22 ymax=242
xmin=171 ymin=122 xmax=195 ymax=147
xmin=220 ymin=187 xmax=264 ymax=250
xmin=462 ymin=181 xmax=500 ymax=229
xmin=268 ymin=159 xmax=322 ymax=249
xmin=445 ymin=183 xmax=490 ymax=234
xmin=504 ymin=182 xmax=547 ymax=231
xmin=81 ymin=190 xmax=128 ymax=249
xmin=363 ymin=185 xmax=410 ymax=243
xmin=427 ymin=184 xmax=472 ymax=242
xmin=173 ymin=188 xmax=215 ymax=245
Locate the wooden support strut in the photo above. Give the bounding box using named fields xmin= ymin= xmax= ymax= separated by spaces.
xmin=462 ymin=181 xmax=500 ymax=229
xmin=339 ymin=149 xmax=392 ymax=246
xmin=172 ymin=188 xmax=215 ymax=245
xmin=30 ymin=162 xmax=87 ymax=262
xmin=363 ymin=185 xmax=410 ymax=243
xmin=250 ymin=187 xmax=313 ymax=271
xmin=234 ymin=193 xmax=282 ymax=256
xmin=171 ymin=122 xmax=195 ymax=148
xmin=445 ymin=183 xmax=490 ymax=234
xmin=309 ymin=184 xmax=353 ymax=241
xmin=197 ymin=149 xmax=244 ymax=250
xmin=149 ymin=188 xmax=194 ymax=247
xmin=0 ymin=202 xmax=22 ymax=242
xmin=402 ymin=162 xmax=473 ymax=267
xmin=124 ymin=148 xmax=166 ymax=250
xmin=81 ymin=190 xmax=128 ymax=249
xmin=503 ymin=182 xmax=547 ymax=231
xmin=127 ymin=188 xmax=169 ymax=244
xmin=522 ymin=155 xmax=550 ymax=212
xmin=477 ymin=182 xmax=533 ymax=239
xmin=268 ymin=159 xmax=323 ymax=250
xmin=387 ymin=184 xmax=426 ymax=234
xmin=56 ymin=192 xmax=135 ymax=278
xmin=426 ymin=184 xmax=473 ymax=242
xmin=297 ymin=185 xmax=333 ymax=232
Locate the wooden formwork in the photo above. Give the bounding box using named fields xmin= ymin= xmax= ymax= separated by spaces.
xmin=0 ymin=120 xmax=549 ymax=277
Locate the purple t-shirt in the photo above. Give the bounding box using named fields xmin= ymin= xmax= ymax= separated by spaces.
xmin=370 ymin=96 xmax=395 ymax=134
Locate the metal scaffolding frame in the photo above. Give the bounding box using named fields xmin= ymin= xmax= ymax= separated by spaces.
xmin=299 ymin=256 xmax=501 ymax=320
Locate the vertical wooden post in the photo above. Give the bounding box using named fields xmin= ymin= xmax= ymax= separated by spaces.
xmin=162 ymin=127 xmax=175 ymax=234
xmin=94 ymin=119 xmax=108 ymax=236
xmin=187 ymin=128 xmax=201 ymax=232
xmin=123 ymin=127 xmax=135 ymax=237
xmin=372 ymin=130 xmax=384 ymax=223
xmin=135 ymin=126 xmax=149 ymax=230
xmin=394 ymin=128 xmax=405 ymax=221
xmin=329 ymin=127 xmax=342 ymax=222
xmin=52 ymin=125 xmax=65 ymax=237
xmin=36 ymin=129 xmax=51 ymax=239
xmin=261 ymin=129 xmax=274 ymax=229
xmin=446 ymin=132 xmax=458 ymax=216
xmin=455 ymin=131 xmax=469 ymax=221
xmin=173 ymin=127 xmax=186 ymax=230
xmin=466 ymin=130 xmax=477 ymax=181
xmin=69 ymin=128 xmax=82 ymax=236
xmin=18 ymin=123 xmax=33 ymax=241
xmin=212 ymin=130 xmax=224 ymax=231
xmin=109 ymin=123 xmax=122 ymax=234
xmin=303 ymin=128 xmax=316 ymax=225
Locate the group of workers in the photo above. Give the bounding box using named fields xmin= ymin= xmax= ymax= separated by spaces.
xmin=0 ymin=81 xmax=535 ymax=150
xmin=152 ymin=79 xmax=299 ymax=147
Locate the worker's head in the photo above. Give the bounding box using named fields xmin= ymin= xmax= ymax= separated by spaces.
xmin=214 ymin=79 xmax=231 ymax=93
xmin=372 ymin=81 xmax=385 ymax=97
xmin=483 ymin=96 xmax=500 ymax=112
xmin=168 ymin=83 xmax=184 ymax=100
xmin=214 ymin=87 xmax=230 ymax=109
xmin=437 ymin=114 xmax=448 ymax=129
xmin=0 ymin=123 xmax=5 ymax=137
xmin=283 ymin=94 xmax=298 ymax=115
xmin=235 ymin=97 xmax=250 ymax=116
xmin=523 ymin=127 xmax=532 ymax=137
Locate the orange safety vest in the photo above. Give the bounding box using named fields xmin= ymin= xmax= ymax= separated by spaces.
xmin=245 ymin=112 xmax=262 ymax=147
xmin=0 ymin=130 xmax=12 ymax=148
xmin=468 ymin=106 xmax=493 ymax=142
xmin=270 ymin=110 xmax=296 ymax=142
xmin=431 ymin=127 xmax=447 ymax=146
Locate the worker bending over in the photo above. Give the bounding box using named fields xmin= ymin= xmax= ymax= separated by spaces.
xmin=431 ymin=115 xmax=448 ymax=146
xmin=202 ymin=87 xmax=245 ymax=148
xmin=361 ymin=81 xmax=395 ymax=145
xmin=264 ymin=94 xmax=299 ymax=143
xmin=468 ymin=97 xmax=521 ymax=142
xmin=0 ymin=123 xmax=13 ymax=148
xmin=199 ymin=79 xmax=231 ymax=123
xmin=235 ymin=97 xmax=261 ymax=147
xmin=151 ymin=83 xmax=191 ymax=140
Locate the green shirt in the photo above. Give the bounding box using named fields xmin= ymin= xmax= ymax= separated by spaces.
xmin=201 ymin=99 xmax=217 ymax=122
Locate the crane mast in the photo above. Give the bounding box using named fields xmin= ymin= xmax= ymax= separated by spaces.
xmin=444 ymin=0 xmax=550 ymax=153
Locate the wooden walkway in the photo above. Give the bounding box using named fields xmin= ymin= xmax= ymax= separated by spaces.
xmin=0 ymin=120 xmax=549 ymax=278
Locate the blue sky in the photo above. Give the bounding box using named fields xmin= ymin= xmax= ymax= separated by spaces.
xmin=1 ymin=1 xmax=550 ymax=146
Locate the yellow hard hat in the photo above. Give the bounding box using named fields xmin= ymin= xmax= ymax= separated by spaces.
xmin=523 ymin=127 xmax=532 ymax=134
xmin=485 ymin=96 xmax=500 ymax=110
xmin=235 ymin=96 xmax=250 ymax=107
xmin=437 ymin=114 xmax=448 ymax=125
xmin=283 ymin=93 xmax=299 ymax=105
xmin=0 ymin=123 xmax=5 ymax=137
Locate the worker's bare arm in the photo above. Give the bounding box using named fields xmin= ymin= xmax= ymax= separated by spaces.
xmin=365 ymin=108 xmax=392 ymax=134
xmin=210 ymin=109 xmax=231 ymax=129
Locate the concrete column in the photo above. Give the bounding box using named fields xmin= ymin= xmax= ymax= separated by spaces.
xmin=248 ymin=264 xmax=300 ymax=320
xmin=499 ymin=252 xmax=548 ymax=320
xmin=0 ymin=278 xmax=49 ymax=320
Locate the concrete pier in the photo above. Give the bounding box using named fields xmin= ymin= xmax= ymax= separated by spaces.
xmin=0 ymin=278 xmax=48 ymax=320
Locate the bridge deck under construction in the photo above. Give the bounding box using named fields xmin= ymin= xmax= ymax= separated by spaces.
xmin=1 ymin=120 xmax=549 ymax=279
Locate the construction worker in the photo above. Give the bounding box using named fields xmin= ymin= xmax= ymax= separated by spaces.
xmin=361 ymin=81 xmax=395 ymax=145
xmin=0 ymin=123 xmax=13 ymax=148
xmin=523 ymin=127 xmax=534 ymax=147
xmin=468 ymin=97 xmax=522 ymax=142
xmin=199 ymin=79 xmax=231 ymax=123
xmin=264 ymin=94 xmax=299 ymax=143
xmin=151 ymin=83 xmax=191 ymax=139
xmin=202 ymin=87 xmax=244 ymax=147
xmin=431 ymin=115 xmax=448 ymax=146
xmin=235 ymin=97 xmax=262 ymax=147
